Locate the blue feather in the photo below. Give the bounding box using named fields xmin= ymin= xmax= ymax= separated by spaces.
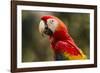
xmin=55 ymin=53 xmax=68 ymax=60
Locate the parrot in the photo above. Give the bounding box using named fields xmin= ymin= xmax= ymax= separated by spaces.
xmin=39 ymin=15 xmax=87 ymax=60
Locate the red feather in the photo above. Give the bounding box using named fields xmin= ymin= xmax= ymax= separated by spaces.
xmin=41 ymin=15 xmax=86 ymax=59
xmin=50 ymin=30 xmax=81 ymax=56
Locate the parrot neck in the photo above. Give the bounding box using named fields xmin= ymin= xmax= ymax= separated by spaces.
xmin=49 ymin=30 xmax=69 ymax=43
xmin=49 ymin=30 xmax=69 ymax=52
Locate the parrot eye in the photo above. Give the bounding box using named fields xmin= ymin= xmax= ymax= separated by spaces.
xmin=47 ymin=19 xmax=57 ymax=25
xmin=47 ymin=18 xmax=58 ymax=32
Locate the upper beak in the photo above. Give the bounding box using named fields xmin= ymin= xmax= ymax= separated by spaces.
xmin=39 ymin=20 xmax=45 ymax=36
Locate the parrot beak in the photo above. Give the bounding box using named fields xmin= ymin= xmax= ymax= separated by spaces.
xmin=39 ymin=20 xmax=46 ymax=37
xmin=39 ymin=20 xmax=53 ymax=37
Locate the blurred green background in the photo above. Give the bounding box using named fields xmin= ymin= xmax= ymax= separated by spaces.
xmin=22 ymin=10 xmax=90 ymax=62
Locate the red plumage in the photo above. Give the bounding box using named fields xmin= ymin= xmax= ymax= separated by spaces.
xmin=41 ymin=15 xmax=86 ymax=60
xmin=49 ymin=29 xmax=81 ymax=56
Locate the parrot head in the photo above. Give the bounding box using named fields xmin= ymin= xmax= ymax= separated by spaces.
xmin=39 ymin=15 xmax=68 ymax=37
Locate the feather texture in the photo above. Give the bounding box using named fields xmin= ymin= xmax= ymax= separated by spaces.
xmin=40 ymin=15 xmax=87 ymax=60
xmin=50 ymin=30 xmax=87 ymax=60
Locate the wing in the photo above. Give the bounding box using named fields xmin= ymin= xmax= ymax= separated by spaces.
xmin=55 ymin=41 xmax=87 ymax=60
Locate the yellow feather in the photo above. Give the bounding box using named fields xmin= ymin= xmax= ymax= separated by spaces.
xmin=63 ymin=49 xmax=87 ymax=60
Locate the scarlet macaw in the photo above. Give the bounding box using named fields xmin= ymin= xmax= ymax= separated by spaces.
xmin=39 ymin=15 xmax=87 ymax=60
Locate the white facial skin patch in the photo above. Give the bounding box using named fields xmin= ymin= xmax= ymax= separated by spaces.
xmin=47 ymin=18 xmax=58 ymax=32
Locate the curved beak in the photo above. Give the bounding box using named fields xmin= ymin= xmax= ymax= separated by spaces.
xmin=39 ymin=20 xmax=45 ymax=36
xmin=39 ymin=20 xmax=53 ymax=36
